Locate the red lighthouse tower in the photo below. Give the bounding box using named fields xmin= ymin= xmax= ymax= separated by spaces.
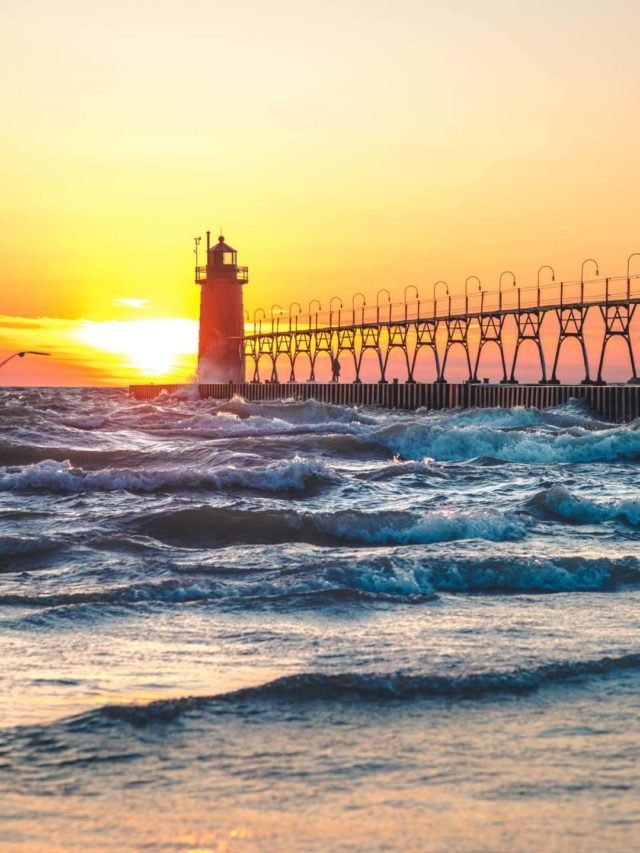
xmin=195 ymin=231 xmax=248 ymax=382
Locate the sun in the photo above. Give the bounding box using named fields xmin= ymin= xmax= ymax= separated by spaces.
xmin=75 ymin=318 xmax=198 ymax=377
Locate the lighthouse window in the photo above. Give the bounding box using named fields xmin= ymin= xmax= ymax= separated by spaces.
xmin=222 ymin=251 xmax=235 ymax=265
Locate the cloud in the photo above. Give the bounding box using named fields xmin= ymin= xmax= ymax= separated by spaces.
xmin=113 ymin=298 xmax=150 ymax=308
xmin=0 ymin=315 xmax=73 ymax=331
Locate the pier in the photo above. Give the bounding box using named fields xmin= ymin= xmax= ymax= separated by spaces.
xmin=131 ymin=243 xmax=640 ymax=422
xmin=242 ymin=264 xmax=640 ymax=386
xmin=130 ymin=381 xmax=640 ymax=423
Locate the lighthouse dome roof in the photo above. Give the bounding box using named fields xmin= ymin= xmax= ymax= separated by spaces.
xmin=209 ymin=235 xmax=236 ymax=254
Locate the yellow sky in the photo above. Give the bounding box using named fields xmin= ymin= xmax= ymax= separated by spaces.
xmin=1 ymin=0 xmax=640 ymax=383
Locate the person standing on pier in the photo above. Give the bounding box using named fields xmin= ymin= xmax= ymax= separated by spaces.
xmin=331 ymin=354 xmax=341 ymax=383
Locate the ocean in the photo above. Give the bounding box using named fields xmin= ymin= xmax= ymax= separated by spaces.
xmin=0 ymin=386 xmax=639 ymax=852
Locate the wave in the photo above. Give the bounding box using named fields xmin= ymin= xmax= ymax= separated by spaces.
xmin=325 ymin=554 xmax=640 ymax=595
xmin=527 ymin=485 xmax=640 ymax=526
xmin=6 ymin=395 xmax=634 ymax=467
xmin=213 ymin=396 xmax=375 ymax=426
xmin=370 ymin=418 xmax=640 ymax=464
xmin=0 ymin=440 xmax=153 ymax=468
xmin=0 ymin=457 xmax=338 ymax=494
xmin=151 ymin=406 xmax=366 ymax=440
xmin=58 ymin=415 xmax=108 ymax=430
xmin=353 ymin=459 xmax=450 ymax=481
xmin=5 ymin=553 xmax=636 ymax=612
xmin=417 ymin=401 xmax=607 ymax=431
xmin=81 ymin=652 xmax=640 ymax=726
xmin=0 ymin=577 xmax=218 ymax=608
xmin=0 ymin=534 xmax=64 ymax=558
xmin=136 ymin=505 xmax=527 ymax=547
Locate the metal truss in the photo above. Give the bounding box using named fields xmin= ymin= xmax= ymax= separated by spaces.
xmin=243 ymin=272 xmax=640 ymax=385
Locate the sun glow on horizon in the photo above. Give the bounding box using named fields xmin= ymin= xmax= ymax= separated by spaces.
xmin=75 ymin=318 xmax=198 ymax=378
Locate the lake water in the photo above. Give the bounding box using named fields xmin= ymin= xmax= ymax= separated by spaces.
xmin=0 ymin=387 xmax=639 ymax=851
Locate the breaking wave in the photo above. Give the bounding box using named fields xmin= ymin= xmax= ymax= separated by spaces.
xmin=527 ymin=484 xmax=640 ymax=526
xmin=3 ymin=554 xmax=637 ymax=612
xmin=322 ymin=554 xmax=640 ymax=595
xmin=371 ymin=418 xmax=640 ymax=464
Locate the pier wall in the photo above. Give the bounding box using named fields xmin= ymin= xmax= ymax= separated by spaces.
xmin=129 ymin=382 xmax=640 ymax=423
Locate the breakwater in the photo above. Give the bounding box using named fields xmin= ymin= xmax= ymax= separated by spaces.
xmin=129 ymin=381 xmax=640 ymax=423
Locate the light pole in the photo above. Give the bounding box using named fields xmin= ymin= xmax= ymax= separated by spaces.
xmin=499 ymin=271 xmax=516 ymax=311
xmin=352 ymin=292 xmax=366 ymax=325
xmin=308 ymin=299 xmax=321 ymax=329
xmin=351 ymin=293 xmax=366 ymax=384
xmin=330 ymin=296 xmax=343 ymax=328
xmin=288 ymin=301 xmax=302 ymax=333
xmin=253 ymin=307 xmax=265 ymax=335
xmin=433 ymin=280 xmax=449 ymax=318
xmin=376 ymin=288 xmax=391 ymax=324
xmin=626 ymin=253 xmax=640 ymax=300
xmin=580 ymin=258 xmax=599 ymax=303
xmin=271 ymin=304 xmax=283 ymax=334
xmin=404 ymin=285 xmax=419 ymax=321
xmin=537 ymin=265 xmax=555 ymax=308
xmin=0 ymin=351 xmax=50 ymax=370
xmin=465 ymin=276 xmax=481 ymax=313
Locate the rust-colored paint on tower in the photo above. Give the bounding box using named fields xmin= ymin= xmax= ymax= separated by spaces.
xmin=196 ymin=234 xmax=248 ymax=382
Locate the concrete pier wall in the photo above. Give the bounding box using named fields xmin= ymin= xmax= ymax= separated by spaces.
xmin=129 ymin=381 xmax=640 ymax=423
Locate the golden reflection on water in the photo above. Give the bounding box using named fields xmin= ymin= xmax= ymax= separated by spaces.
xmin=5 ymin=786 xmax=620 ymax=853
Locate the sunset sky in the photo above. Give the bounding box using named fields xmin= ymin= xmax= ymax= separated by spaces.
xmin=2 ymin=0 xmax=640 ymax=384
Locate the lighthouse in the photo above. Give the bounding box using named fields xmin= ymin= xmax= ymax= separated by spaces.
xmin=195 ymin=231 xmax=248 ymax=383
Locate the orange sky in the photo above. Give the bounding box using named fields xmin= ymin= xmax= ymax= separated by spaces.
xmin=2 ymin=0 xmax=640 ymax=385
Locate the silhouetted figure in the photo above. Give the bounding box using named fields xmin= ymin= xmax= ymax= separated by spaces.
xmin=331 ymin=355 xmax=341 ymax=383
